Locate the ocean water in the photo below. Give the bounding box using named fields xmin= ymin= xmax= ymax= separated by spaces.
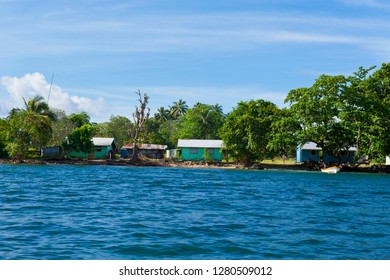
xmin=0 ymin=164 xmax=389 ymax=260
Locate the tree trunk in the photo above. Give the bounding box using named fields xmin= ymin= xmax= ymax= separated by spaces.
xmin=130 ymin=90 xmax=150 ymax=162
xmin=132 ymin=144 xmax=139 ymax=162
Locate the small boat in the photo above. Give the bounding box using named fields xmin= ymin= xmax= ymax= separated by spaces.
xmin=321 ymin=166 xmax=341 ymax=174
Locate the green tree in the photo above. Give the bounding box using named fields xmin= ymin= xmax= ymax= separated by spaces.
xmin=134 ymin=117 xmax=178 ymax=149
xmin=267 ymin=108 xmax=301 ymax=160
xmin=341 ymin=64 xmax=390 ymax=162
xmin=95 ymin=115 xmax=131 ymax=148
xmin=285 ymin=74 xmax=354 ymax=163
xmin=69 ymin=112 xmax=91 ymax=128
xmin=219 ymin=99 xmax=279 ymax=165
xmin=140 ymin=118 xmax=170 ymax=145
xmin=4 ymin=95 xmax=56 ymax=159
xmin=176 ymin=103 xmax=224 ymax=140
xmin=4 ymin=112 xmax=30 ymax=159
xmin=48 ymin=109 xmax=76 ymax=147
xmin=338 ymin=66 xmax=375 ymax=159
xmin=157 ymin=119 xmax=179 ymax=149
xmin=149 ymin=106 xmax=179 ymax=148
xmin=170 ymin=99 xmax=188 ymax=119
xmin=64 ymin=124 xmax=95 ymax=156
xmin=154 ymin=107 xmax=171 ymax=122
xmin=0 ymin=118 xmax=8 ymax=157
xmin=213 ymin=103 xmax=223 ymax=115
xmin=368 ymin=63 xmax=390 ymax=160
xmin=21 ymin=95 xmax=56 ymax=149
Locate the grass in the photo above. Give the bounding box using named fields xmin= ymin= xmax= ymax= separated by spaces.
xmin=261 ymin=158 xmax=297 ymax=165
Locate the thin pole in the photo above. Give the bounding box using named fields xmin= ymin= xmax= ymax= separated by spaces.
xmin=47 ymin=73 xmax=54 ymax=105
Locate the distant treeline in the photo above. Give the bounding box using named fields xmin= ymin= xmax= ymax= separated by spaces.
xmin=0 ymin=63 xmax=389 ymax=165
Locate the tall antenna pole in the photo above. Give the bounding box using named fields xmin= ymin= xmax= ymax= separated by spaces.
xmin=47 ymin=73 xmax=54 ymax=105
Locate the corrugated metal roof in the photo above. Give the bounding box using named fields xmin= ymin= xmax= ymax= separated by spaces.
xmin=121 ymin=143 xmax=167 ymax=150
xmin=177 ymin=139 xmax=224 ymax=148
xmin=301 ymin=141 xmax=357 ymax=151
xmin=301 ymin=142 xmax=322 ymax=150
xmin=92 ymin=137 xmax=115 ymax=146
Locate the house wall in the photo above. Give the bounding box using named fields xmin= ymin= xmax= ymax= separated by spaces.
xmin=121 ymin=149 xmax=165 ymax=159
xmin=68 ymin=150 xmax=90 ymax=158
xmin=41 ymin=146 xmax=61 ymax=158
xmin=69 ymin=145 xmax=111 ymax=159
xmin=386 ymin=156 xmax=390 ymax=165
xmin=296 ymin=146 xmax=302 ymax=163
xmin=120 ymin=149 xmax=128 ymax=158
xmin=181 ymin=147 xmax=223 ymax=161
xmin=297 ymin=149 xmax=355 ymax=163
xmin=140 ymin=149 xmax=164 ymax=159
xmin=323 ymin=152 xmax=355 ymax=164
xmin=166 ymin=149 xmax=178 ymax=159
xmin=93 ymin=146 xmax=110 ymax=159
xmin=296 ymin=148 xmax=320 ymax=163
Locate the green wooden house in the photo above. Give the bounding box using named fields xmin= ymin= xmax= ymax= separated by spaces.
xmin=69 ymin=137 xmax=116 ymax=159
xmin=177 ymin=139 xmax=225 ymax=161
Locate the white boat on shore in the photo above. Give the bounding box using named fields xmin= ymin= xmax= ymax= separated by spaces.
xmin=321 ymin=166 xmax=341 ymax=174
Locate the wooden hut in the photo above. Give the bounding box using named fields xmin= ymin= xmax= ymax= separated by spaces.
xmin=296 ymin=141 xmax=356 ymax=164
xmin=69 ymin=137 xmax=116 ymax=159
xmin=121 ymin=143 xmax=167 ymax=159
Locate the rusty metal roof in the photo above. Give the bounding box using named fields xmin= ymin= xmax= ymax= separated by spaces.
xmin=121 ymin=143 xmax=167 ymax=150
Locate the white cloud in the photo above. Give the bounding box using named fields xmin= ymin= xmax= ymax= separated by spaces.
xmin=0 ymin=73 xmax=105 ymax=116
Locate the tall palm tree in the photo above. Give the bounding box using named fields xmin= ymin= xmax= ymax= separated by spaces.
xmin=22 ymin=95 xmax=56 ymax=149
xmin=170 ymin=99 xmax=188 ymax=119
xmin=23 ymin=95 xmax=56 ymax=117
xmin=154 ymin=107 xmax=170 ymax=122
xmin=213 ymin=103 xmax=223 ymax=115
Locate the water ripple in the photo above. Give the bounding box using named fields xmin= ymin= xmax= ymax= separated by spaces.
xmin=0 ymin=164 xmax=389 ymax=259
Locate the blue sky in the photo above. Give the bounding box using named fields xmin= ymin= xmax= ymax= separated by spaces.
xmin=1 ymin=0 xmax=390 ymax=122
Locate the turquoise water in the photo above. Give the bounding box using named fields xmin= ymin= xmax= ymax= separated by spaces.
xmin=0 ymin=164 xmax=389 ymax=260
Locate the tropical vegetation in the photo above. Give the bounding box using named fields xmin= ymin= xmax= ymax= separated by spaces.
xmin=0 ymin=63 xmax=389 ymax=165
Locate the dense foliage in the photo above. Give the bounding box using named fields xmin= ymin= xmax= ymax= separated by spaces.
xmin=285 ymin=63 xmax=390 ymax=163
xmin=285 ymin=74 xmax=352 ymax=161
xmin=63 ymin=124 xmax=95 ymax=156
xmin=3 ymin=95 xmax=56 ymax=159
xmin=95 ymin=115 xmax=131 ymax=148
xmin=1 ymin=63 xmax=389 ymax=164
xmin=176 ymin=103 xmax=224 ymax=140
xmin=219 ymin=99 xmax=279 ymax=165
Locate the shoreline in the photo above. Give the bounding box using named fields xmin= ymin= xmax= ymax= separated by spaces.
xmin=1 ymin=158 xmax=389 ymax=173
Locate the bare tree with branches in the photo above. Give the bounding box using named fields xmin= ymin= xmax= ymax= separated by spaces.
xmin=129 ymin=89 xmax=150 ymax=161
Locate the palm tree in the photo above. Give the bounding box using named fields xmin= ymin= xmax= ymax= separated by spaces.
xmin=213 ymin=103 xmax=223 ymax=115
xmin=5 ymin=95 xmax=56 ymax=159
xmin=22 ymin=95 xmax=56 ymax=149
xmin=170 ymin=99 xmax=188 ymax=119
xmin=154 ymin=107 xmax=170 ymax=122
